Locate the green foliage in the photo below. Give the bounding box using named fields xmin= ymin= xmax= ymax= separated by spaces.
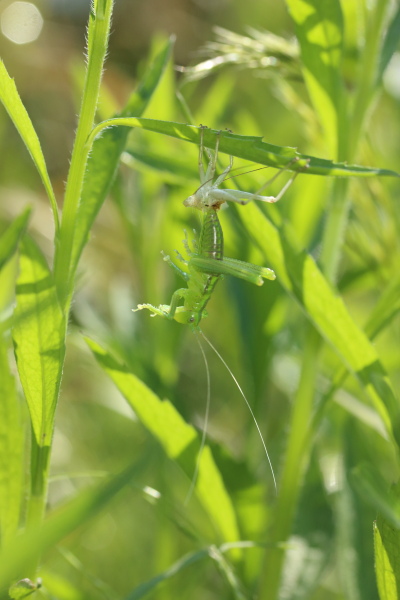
xmin=0 ymin=1 xmax=399 ymax=599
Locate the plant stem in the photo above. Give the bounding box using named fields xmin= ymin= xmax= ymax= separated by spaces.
xmin=259 ymin=328 xmax=321 ymax=600
xmin=54 ymin=0 xmax=115 ymax=309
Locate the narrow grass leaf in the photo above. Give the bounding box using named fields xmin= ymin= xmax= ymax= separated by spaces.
xmin=336 ymin=445 xmax=379 ymax=600
xmin=238 ymin=203 xmax=400 ymax=446
xmin=0 ymin=461 xmax=140 ymax=595
xmin=352 ymin=464 xmax=400 ymax=529
xmin=12 ymin=237 xmax=65 ymax=446
xmin=88 ymin=119 xmax=399 ymax=177
xmin=374 ymin=489 xmax=400 ymax=600
xmin=377 ymin=7 xmax=400 ymax=83
xmin=0 ymin=206 xmax=31 ymax=271
xmin=86 ymin=338 xmax=240 ymax=544
xmin=0 ymin=62 xmax=59 ymax=229
xmin=285 ymin=0 xmax=344 ymax=156
xmin=70 ymin=38 xmax=174 ymax=277
xmin=0 ymin=339 xmax=24 ymax=546
xmin=125 ymin=548 xmax=209 ymax=600
xmin=279 ymin=456 xmax=334 ymax=599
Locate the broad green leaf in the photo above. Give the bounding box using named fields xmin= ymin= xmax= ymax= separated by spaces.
xmin=374 ymin=486 xmax=400 ymax=600
xmin=0 ymin=461 xmax=140 ymax=595
xmin=238 ymin=203 xmax=400 ymax=447
xmin=12 ymin=237 xmax=65 ymax=446
xmin=0 ymin=339 xmax=24 ymax=546
xmin=86 ymin=338 xmax=240 ymax=544
xmin=88 ymin=118 xmax=399 ymax=178
xmin=69 ymin=38 xmax=174 ymax=278
xmin=0 ymin=61 xmax=59 ymax=230
xmin=285 ymin=0 xmax=344 ymax=157
xmin=0 ymin=206 xmax=31 ymax=271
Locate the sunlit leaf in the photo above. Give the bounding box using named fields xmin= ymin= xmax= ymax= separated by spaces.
xmin=12 ymin=237 xmax=65 ymax=446
xmin=0 ymin=62 xmax=59 ymax=229
xmin=374 ymin=485 xmax=400 ymax=600
xmin=86 ymin=338 xmax=240 ymax=544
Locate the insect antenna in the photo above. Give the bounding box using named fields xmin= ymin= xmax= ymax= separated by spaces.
xmin=200 ymin=331 xmax=278 ymax=496
xmin=184 ymin=331 xmax=212 ymax=506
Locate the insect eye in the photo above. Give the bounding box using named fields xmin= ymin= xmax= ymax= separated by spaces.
xmin=189 ymin=317 xmax=194 ymax=322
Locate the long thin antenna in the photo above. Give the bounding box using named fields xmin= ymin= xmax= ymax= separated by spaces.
xmin=200 ymin=331 xmax=277 ymax=496
xmin=184 ymin=332 xmax=212 ymax=505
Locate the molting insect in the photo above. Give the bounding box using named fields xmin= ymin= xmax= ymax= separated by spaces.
xmin=134 ymin=127 xmax=300 ymax=497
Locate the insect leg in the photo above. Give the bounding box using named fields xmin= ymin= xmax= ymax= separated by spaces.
xmin=161 ymin=251 xmax=190 ymax=281
xmin=199 ymin=125 xmax=213 ymax=184
xmin=191 ymin=255 xmax=275 ymax=285
xmin=168 ymin=287 xmax=189 ymax=319
xmin=213 ymin=152 xmax=233 ymax=189
xmin=174 ymin=249 xmax=189 ymax=265
xmin=251 ymin=157 xmax=309 ymax=202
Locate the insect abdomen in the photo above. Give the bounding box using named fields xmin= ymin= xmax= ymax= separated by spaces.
xmin=198 ymin=210 xmax=224 ymax=261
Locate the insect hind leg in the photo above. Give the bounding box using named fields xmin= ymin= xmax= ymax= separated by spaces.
xmin=199 ymin=125 xmax=214 ymax=184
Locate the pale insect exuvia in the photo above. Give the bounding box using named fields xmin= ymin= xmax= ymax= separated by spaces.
xmin=134 ymin=128 xmax=301 ymax=499
xmin=183 ymin=125 xmax=298 ymax=211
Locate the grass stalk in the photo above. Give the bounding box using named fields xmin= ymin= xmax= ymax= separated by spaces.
xmin=54 ymin=0 xmax=115 ymax=309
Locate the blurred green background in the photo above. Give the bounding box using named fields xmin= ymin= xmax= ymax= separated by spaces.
xmin=1 ymin=1 xmax=400 ymax=598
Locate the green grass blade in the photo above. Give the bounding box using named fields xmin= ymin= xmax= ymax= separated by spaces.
xmin=378 ymin=6 xmax=400 ymax=83
xmin=0 ymin=339 xmax=24 ymax=547
xmin=0 ymin=62 xmax=59 ymax=231
xmin=238 ymin=203 xmax=400 ymax=446
xmin=86 ymin=338 xmax=240 ymax=544
xmin=12 ymin=237 xmax=66 ymax=447
xmin=336 ymin=449 xmax=379 ymax=600
xmin=285 ymin=0 xmax=344 ymax=157
xmin=0 ymin=207 xmax=31 ymax=271
xmin=65 ymin=37 xmax=174 ymax=288
xmin=374 ymin=489 xmax=400 ymax=600
xmin=125 ymin=548 xmax=209 ymax=600
xmin=87 ymin=119 xmax=399 ymax=177
xmin=54 ymin=0 xmax=115 ymax=307
xmin=278 ymin=458 xmax=334 ymax=599
xmin=352 ymin=464 xmax=400 ymax=529
xmin=0 ymin=461 xmax=140 ymax=595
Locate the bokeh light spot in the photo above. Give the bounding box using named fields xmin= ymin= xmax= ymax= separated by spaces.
xmin=1 ymin=1 xmax=43 ymax=45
